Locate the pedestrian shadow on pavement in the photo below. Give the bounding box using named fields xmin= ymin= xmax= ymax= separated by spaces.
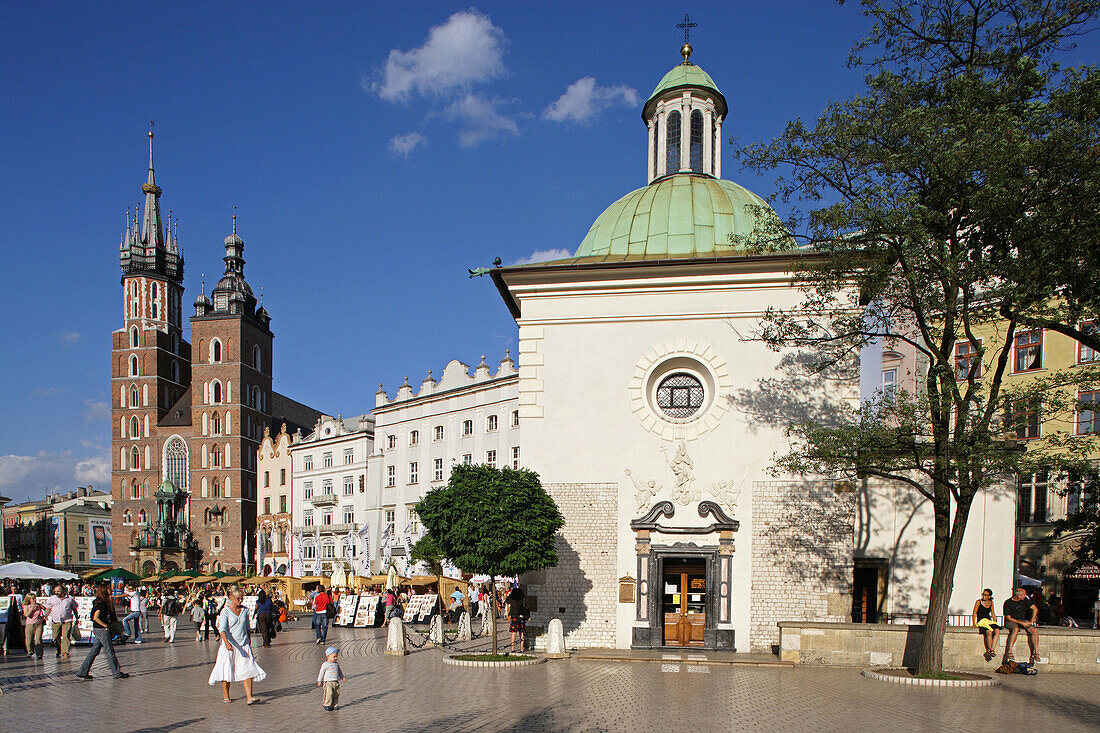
xmin=1000 ymin=679 xmax=1100 ymax=730
xmin=126 ymin=718 xmax=206 ymax=733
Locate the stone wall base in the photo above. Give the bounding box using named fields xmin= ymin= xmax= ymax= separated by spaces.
xmin=779 ymin=621 xmax=1100 ymax=674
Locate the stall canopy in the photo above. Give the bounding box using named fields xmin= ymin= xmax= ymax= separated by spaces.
xmin=89 ymin=567 xmax=141 ymax=582
xmin=0 ymin=562 xmax=79 ymax=580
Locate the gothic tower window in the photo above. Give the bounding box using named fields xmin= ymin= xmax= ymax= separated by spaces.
xmin=130 ymin=355 xmax=139 ymax=376
xmin=130 ymin=384 xmax=138 ymax=407
xmin=211 ymin=381 xmax=222 ymax=404
xmin=130 ymin=446 xmax=140 ymax=470
xmin=211 ymin=445 xmax=221 ymax=467
xmin=666 ymin=110 xmax=681 ymax=174
xmin=212 ymin=478 xmax=220 ymax=498
xmin=690 ymin=110 xmax=704 ymax=173
xmin=130 ymin=326 xmax=138 ymax=348
xmin=138 ymin=509 xmax=147 ymax=524
xmin=210 ymin=339 xmax=222 ymax=363
xmin=151 ymin=282 xmax=159 ymax=318
xmin=130 ymin=480 xmax=139 ymax=500
xmin=254 ymin=345 xmax=262 ymax=371
xmin=171 ymin=360 xmax=180 ymax=383
xmin=130 ymin=416 xmax=140 ymax=439
xmin=164 ymin=436 xmax=188 ymax=490
xmin=130 ymin=281 xmax=139 ymax=318
xmin=211 ymin=412 xmax=221 ymax=435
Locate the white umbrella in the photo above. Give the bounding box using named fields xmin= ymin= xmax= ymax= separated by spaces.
xmin=0 ymin=562 xmax=78 ymax=580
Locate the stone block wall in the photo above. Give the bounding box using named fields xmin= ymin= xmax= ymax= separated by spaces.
xmin=524 ymin=482 xmax=618 ymax=649
xmin=779 ymin=621 xmax=1100 ymax=674
xmin=750 ymin=480 xmax=855 ymax=651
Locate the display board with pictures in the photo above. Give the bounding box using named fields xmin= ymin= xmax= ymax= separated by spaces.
xmin=335 ymin=594 xmax=358 ymax=626
xmin=353 ymin=595 xmax=379 ymax=627
xmin=402 ymin=593 xmax=438 ymax=623
xmin=242 ymin=595 xmax=258 ymax=631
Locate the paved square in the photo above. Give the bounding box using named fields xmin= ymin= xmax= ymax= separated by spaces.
xmin=2 ymin=620 xmax=1098 ymax=732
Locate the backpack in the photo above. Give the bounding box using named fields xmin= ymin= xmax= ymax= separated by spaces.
xmin=325 ymin=597 xmax=337 ymax=619
xmin=162 ymin=598 xmax=178 ymax=616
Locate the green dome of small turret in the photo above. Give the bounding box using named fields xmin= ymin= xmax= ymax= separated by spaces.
xmin=643 ymin=45 xmax=727 ymax=120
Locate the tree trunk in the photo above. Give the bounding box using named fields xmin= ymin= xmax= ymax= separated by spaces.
xmin=915 ymin=498 xmax=973 ymax=675
xmin=490 ymin=574 xmax=498 ymax=656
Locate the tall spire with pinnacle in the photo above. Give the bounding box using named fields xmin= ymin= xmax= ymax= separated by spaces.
xmin=121 ymin=124 xmax=183 ymax=282
xmin=140 ymin=122 xmax=165 ymax=249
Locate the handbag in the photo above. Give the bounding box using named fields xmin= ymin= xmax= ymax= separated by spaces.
xmin=108 ymin=620 xmax=125 ymax=637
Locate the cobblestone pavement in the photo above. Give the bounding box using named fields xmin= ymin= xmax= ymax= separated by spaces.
xmin=2 ymin=619 xmax=1098 ymax=732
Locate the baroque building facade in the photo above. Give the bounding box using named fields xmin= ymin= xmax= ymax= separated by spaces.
xmin=110 ymin=131 xmax=321 ymax=574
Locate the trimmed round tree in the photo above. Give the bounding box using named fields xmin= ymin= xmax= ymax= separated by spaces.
xmin=414 ymin=463 xmax=564 ymax=655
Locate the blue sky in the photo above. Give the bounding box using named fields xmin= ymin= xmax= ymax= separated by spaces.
xmin=1 ymin=2 xmax=1096 ymax=503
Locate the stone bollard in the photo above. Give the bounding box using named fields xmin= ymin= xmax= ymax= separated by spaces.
xmin=458 ymin=611 xmax=472 ymax=641
xmin=428 ymin=614 xmax=444 ymax=646
xmin=545 ymin=618 xmax=568 ymax=658
xmin=385 ymin=617 xmax=409 ymax=656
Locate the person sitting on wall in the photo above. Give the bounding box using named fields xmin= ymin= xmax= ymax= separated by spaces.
xmin=972 ymin=588 xmax=1001 ymax=662
xmin=1002 ymin=587 xmax=1040 ymax=665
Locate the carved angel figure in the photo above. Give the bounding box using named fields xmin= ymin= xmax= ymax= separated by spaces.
xmin=624 ymin=468 xmax=661 ymax=512
xmin=709 ymin=480 xmax=741 ymax=513
xmin=660 ymin=441 xmax=698 ymax=506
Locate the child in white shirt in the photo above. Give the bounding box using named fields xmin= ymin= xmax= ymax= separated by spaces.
xmin=317 ymin=646 xmax=345 ymax=710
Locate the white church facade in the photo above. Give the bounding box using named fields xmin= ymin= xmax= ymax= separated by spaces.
xmin=486 ymin=44 xmax=1016 ymax=652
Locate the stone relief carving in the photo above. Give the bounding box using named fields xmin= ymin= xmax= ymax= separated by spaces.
xmin=660 ymin=441 xmax=698 ymax=506
xmin=708 ymin=480 xmax=740 ymax=514
xmin=624 ymin=469 xmax=662 ymax=512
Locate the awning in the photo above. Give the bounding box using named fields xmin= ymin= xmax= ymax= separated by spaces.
xmin=0 ymin=562 xmax=79 ymax=580
xmin=1017 ymin=573 xmax=1043 ymax=587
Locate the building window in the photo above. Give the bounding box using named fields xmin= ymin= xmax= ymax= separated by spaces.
xmin=410 ymin=430 xmax=419 ymax=446
xmin=279 ymin=494 xmax=286 ymax=513
xmin=512 ymin=446 xmax=520 ymax=469
xmin=486 ymin=450 xmax=496 ymax=467
xmin=665 ymin=110 xmax=681 ymax=173
xmin=253 ymin=345 xmax=262 ymax=371
xmin=78 ymin=523 xmax=84 ymax=532
xmin=323 ymin=452 xmax=333 ymax=468
xmin=344 ymin=448 xmax=354 ymax=464
xmin=263 ymin=471 xmax=270 ymax=488
xmin=129 ymin=481 xmax=140 ymax=500
xmin=211 ymin=412 xmax=221 ymax=435
xmin=955 ymin=341 xmax=982 ymax=380
xmin=303 ymin=455 xmax=313 ymax=471
xmin=408 ymin=508 xmax=420 ymax=535
xmin=433 ymin=458 xmax=444 ymax=482
xmin=1014 ymin=330 xmax=1042 ymax=372
xmin=130 ymin=446 xmax=140 ymax=471
xmin=1079 ymin=322 xmax=1098 ymax=364
xmin=211 ymin=445 xmax=221 ymax=467
xmin=385 ymin=509 xmax=395 ymax=537
xmin=322 ymin=509 xmax=333 ymax=525
xmin=213 ymin=535 xmax=221 ymax=550
xmin=653 ymin=116 xmax=660 ymax=176
xmin=78 ymin=551 xmax=85 ymax=562
xmin=463 ymin=419 xmax=473 ymax=436
xmin=434 ymin=425 xmax=444 ymax=441
xmin=211 ymin=478 xmax=220 ymax=498
xmin=303 ymin=544 xmax=316 ymax=559
xmin=1010 ymin=399 xmax=1041 ymax=440
xmin=211 ymin=381 xmax=222 ymax=404
xmin=129 ymin=355 xmax=138 ymax=376
xmin=280 ymin=468 xmax=286 ymax=485
xmin=462 ymin=453 xmax=472 ymax=465
xmin=387 ymin=435 xmax=396 ymax=450
xmin=343 ymin=476 xmax=354 ymax=495
xmin=130 ymin=326 xmax=138 ymax=348
xmin=304 ymin=481 xmax=313 ymax=499
xmin=304 ymin=510 xmax=313 ymax=527
xmin=165 ymin=436 xmax=188 ymax=490
xmin=655 ymin=372 xmax=704 ymax=419
xmin=512 ymin=410 xmax=519 ymax=428
xmin=486 ymin=414 xmax=498 ymax=432
xmin=343 ymin=506 xmax=354 ymax=524
xmin=1018 ymin=470 xmax=1050 ymax=524
xmin=130 ymin=384 xmax=138 ymax=408
xmin=689 ymin=109 xmax=703 ymax=173
xmin=409 ymin=462 xmax=418 ymax=484
xmin=171 ymin=360 xmax=180 ymax=383
xmin=263 ymin=497 xmax=270 ymax=515
xmin=386 ymin=465 xmax=395 ymax=487
xmin=138 ymin=509 xmax=147 ymax=524
xmin=129 ymin=416 xmax=139 ymax=439
xmin=1066 ymin=472 xmax=1097 ymax=517
xmin=1077 ymin=391 xmax=1100 ymax=435
xmin=881 ymin=368 xmax=897 ymax=397
xmin=210 ymin=339 xmax=222 ymax=363
xmin=322 ymin=478 xmax=333 ymax=496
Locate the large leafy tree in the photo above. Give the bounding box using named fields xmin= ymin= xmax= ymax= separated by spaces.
xmin=736 ymin=0 xmax=1100 ymax=673
xmin=415 ymin=463 xmax=564 ymax=653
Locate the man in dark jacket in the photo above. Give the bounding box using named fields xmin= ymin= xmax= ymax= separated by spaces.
xmin=1002 ymin=587 xmax=1040 ymax=665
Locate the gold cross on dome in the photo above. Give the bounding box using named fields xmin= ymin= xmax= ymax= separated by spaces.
xmin=676 ymin=13 xmax=697 ymax=44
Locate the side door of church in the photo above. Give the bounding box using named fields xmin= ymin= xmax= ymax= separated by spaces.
xmin=662 ymin=559 xmax=706 ymax=646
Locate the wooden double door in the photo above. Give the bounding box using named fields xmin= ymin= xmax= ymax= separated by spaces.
xmin=662 ymin=558 xmax=706 ymax=646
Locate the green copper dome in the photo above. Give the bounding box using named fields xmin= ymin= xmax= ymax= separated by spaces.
xmin=572 ymin=174 xmax=778 ymax=261
xmin=643 ymin=62 xmax=727 ymax=120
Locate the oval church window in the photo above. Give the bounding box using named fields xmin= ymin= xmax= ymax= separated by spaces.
xmin=655 ymin=372 xmax=704 ymax=419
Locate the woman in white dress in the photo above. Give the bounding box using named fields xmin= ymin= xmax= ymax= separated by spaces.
xmin=208 ymin=586 xmax=264 ymax=704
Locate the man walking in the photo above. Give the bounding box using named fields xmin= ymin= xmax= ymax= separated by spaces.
xmin=46 ymin=584 xmax=78 ymax=658
xmin=313 ymin=585 xmax=331 ymax=644
xmin=1002 ymin=587 xmax=1040 ymax=664
xmin=122 ymin=585 xmax=143 ymax=643
xmin=160 ymin=589 xmax=180 ymax=643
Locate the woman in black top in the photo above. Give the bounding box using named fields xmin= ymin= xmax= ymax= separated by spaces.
xmin=77 ymin=583 xmax=128 ymax=679
xmin=971 ymin=588 xmax=1001 ymax=662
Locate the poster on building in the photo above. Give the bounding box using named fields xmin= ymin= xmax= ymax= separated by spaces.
xmin=353 ymin=594 xmax=378 ymax=627
xmin=335 ymin=594 xmax=358 ymax=626
xmin=52 ymin=516 xmax=61 ymax=566
xmin=88 ymin=517 xmax=112 ymax=566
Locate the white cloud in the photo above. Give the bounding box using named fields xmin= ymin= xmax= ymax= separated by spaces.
xmin=510 ymin=248 xmax=573 ymax=266
xmin=83 ymin=399 xmax=110 ymax=423
xmin=32 ymin=386 xmax=66 ymax=397
xmin=445 ymin=94 xmax=519 ymax=147
xmin=59 ymin=330 xmax=84 ymax=344
xmin=543 ymin=77 xmax=640 ymax=124
xmin=0 ymin=448 xmax=110 ymax=502
xmin=388 ymin=132 xmax=427 ymax=158
xmin=373 ymin=9 xmax=506 ymax=102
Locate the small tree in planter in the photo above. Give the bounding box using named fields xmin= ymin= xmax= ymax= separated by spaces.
xmin=415 ymin=463 xmax=564 ymax=656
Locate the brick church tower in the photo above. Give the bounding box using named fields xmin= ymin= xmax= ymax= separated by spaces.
xmin=110 ymin=131 xmax=320 ymax=574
